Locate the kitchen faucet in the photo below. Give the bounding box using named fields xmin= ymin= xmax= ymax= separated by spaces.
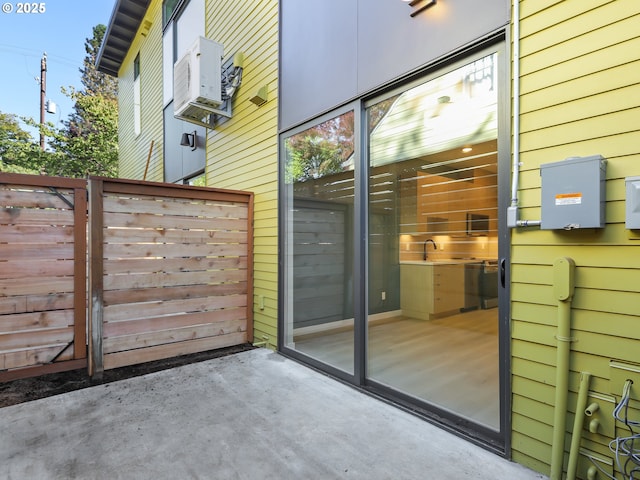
xmin=423 ymin=239 xmax=437 ymax=260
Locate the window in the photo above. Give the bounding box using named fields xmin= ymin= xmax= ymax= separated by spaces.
xmin=162 ymin=0 xmax=181 ymax=28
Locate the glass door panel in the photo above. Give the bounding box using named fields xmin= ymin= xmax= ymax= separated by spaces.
xmin=366 ymin=53 xmax=500 ymax=429
xmin=282 ymin=110 xmax=355 ymax=374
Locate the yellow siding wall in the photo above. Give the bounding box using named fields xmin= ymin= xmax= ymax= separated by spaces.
xmin=117 ymin=2 xmax=164 ymax=182
xmin=512 ymin=0 xmax=640 ymax=475
xmin=205 ymin=0 xmax=279 ymax=347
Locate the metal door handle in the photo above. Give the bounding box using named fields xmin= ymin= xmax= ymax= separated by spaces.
xmin=500 ymin=258 xmax=506 ymax=288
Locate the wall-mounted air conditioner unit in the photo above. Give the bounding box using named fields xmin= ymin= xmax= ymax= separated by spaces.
xmin=174 ymin=37 xmax=224 ymax=124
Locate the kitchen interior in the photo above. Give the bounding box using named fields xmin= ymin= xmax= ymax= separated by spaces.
xmin=367 ymin=138 xmax=500 ymax=429
xmin=295 ymin=140 xmax=501 ymax=429
xmin=397 ymin=139 xmax=499 ymax=321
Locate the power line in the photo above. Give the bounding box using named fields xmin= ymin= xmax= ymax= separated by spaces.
xmin=0 ymin=44 xmax=80 ymax=69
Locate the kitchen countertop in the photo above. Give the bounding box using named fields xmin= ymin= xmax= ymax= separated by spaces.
xmin=400 ymin=259 xmax=494 ymax=265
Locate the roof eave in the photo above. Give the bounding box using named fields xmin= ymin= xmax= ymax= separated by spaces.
xmin=96 ymin=0 xmax=152 ymax=77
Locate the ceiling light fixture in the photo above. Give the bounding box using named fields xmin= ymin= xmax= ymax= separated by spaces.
xmin=403 ymin=0 xmax=436 ymax=17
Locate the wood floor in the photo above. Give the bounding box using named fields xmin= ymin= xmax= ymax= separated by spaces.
xmin=294 ymin=308 xmax=500 ymax=429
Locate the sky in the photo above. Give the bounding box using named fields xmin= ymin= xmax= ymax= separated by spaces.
xmin=0 ymin=0 xmax=116 ymax=138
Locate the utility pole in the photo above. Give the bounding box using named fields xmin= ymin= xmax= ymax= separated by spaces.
xmin=40 ymin=52 xmax=47 ymax=151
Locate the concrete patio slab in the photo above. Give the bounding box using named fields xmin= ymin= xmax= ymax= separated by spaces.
xmin=0 ymin=349 xmax=547 ymax=479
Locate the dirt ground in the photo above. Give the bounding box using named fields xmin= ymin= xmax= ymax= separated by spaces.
xmin=0 ymin=344 xmax=255 ymax=408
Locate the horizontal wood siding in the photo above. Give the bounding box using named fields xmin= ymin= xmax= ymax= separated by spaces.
xmin=512 ymin=0 xmax=640 ymax=475
xmin=0 ymin=174 xmax=87 ymax=380
xmin=91 ymin=179 xmax=253 ymax=371
xmin=205 ymin=0 xmax=279 ymax=347
xmin=117 ymin=1 xmax=164 ymax=182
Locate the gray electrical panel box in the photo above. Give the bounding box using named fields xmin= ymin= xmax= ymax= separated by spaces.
xmin=540 ymin=155 xmax=607 ymax=230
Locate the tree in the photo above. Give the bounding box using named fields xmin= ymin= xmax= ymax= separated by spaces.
xmin=284 ymin=97 xmax=398 ymax=184
xmin=49 ymin=24 xmax=119 ymax=178
xmin=285 ymin=111 xmax=354 ymax=183
xmin=48 ymin=87 xmax=118 ymax=177
xmin=80 ymin=25 xmax=118 ymax=98
xmin=0 ymin=112 xmax=45 ymax=174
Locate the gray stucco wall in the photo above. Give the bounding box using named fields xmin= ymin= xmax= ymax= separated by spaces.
xmin=279 ymin=0 xmax=509 ymax=131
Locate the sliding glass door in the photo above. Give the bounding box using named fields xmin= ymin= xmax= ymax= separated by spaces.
xmin=279 ymin=46 xmax=508 ymax=442
xmin=282 ymin=107 xmax=356 ymax=375
xmin=366 ymin=53 xmax=501 ymax=430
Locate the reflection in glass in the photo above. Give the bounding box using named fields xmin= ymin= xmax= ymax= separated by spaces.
xmin=282 ymin=111 xmax=355 ymax=374
xmin=367 ymin=53 xmax=500 ymax=429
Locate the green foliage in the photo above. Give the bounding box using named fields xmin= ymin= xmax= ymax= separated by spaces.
xmin=0 ymin=112 xmax=45 ymax=174
xmin=49 ymin=23 xmax=118 ymax=178
xmin=48 ymin=87 xmax=118 ymax=177
xmin=283 ymin=99 xmax=397 ymax=185
xmin=285 ymin=135 xmax=345 ymax=183
xmin=80 ymin=25 xmax=118 ymax=98
xmin=285 ymin=111 xmax=354 ymax=183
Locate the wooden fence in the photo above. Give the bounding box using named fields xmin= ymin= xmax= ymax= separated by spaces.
xmin=0 ymin=173 xmax=253 ymax=381
xmin=0 ymin=174 xmax=88 ymax=381
xmin=89 ymin=178 xmax=253 ymax=376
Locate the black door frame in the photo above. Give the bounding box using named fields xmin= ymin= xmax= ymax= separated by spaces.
xmin=278 ymin=34 xmax=511 ymax=457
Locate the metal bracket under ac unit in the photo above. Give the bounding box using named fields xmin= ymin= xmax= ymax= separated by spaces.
xmin=175 ymin=54 xmax=243 ymax=129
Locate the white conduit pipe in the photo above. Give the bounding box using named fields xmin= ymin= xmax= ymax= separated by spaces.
xmin=510 ymin=0 xmax=521 ymax=210
xmin=509 ymin=0 xmax=541 ymax=228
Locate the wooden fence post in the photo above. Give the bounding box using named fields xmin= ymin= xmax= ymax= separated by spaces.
xmin=88 ymin=178 xmax=104 ymax=378
xmin=73 ymin=185 xmax=88 ymax=361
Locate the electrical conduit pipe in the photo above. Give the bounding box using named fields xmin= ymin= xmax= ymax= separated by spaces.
xmin=550 ymin=257 xmax=576 ymax=480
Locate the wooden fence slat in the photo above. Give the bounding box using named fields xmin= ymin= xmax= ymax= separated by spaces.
xmin=0 ymin=188 xmax=74 ymax=210
xmin=0 ymin=208 xmax=75 ymax=226
xmin=103 ymin=211 xmax=248 ymax=231
xmin=103 ymin=308 xmax=246 ymax=338
xmin=0 ymin=344 xmax=75 ymax=371
xmin=103 ymin=318 xmax=247 ymax=354
xmin=0 ymin=309 xmax=74 ymax=331
xmin=0 ymin=259 xmax=75 ymax=279
xmin=103 ymin=282 xmax=247 ymax=306
xmin=102 ymin=242 xmax=247 ymax=259
xmin=0 ymin=243 xmax=75 ymax=261
xmin=0 ymin=326 xmax=74 ymax=350
xmin=103 ymin=294 xmax=248 ymax=322
xmin=98 ymin=176 xmax=251 ymax=202
xmin=103 ymin=195 xmax=249 ymax=219
xmin=103 ymin=256 xmax=247 ymax=275
xmin=103 ymin=227 xmax=247 ymax=244
xmin=0 ymin=225 xmax=75 ymax=243
xmin=103 ymin=269 xmax=247 ymax=290
xmin=28 ymin=293 xmax=75 ymax=313
xmin=102 ymin=331 xmax=247 ymax=370
xmin=0 ymin=293 xmax=75 ymax=315
xmin=0 ymin=277 xmax=75 ymax=296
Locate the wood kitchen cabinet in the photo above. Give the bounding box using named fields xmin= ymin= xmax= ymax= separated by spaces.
xmin=400 ymin=263 xmax=465 ymax=320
